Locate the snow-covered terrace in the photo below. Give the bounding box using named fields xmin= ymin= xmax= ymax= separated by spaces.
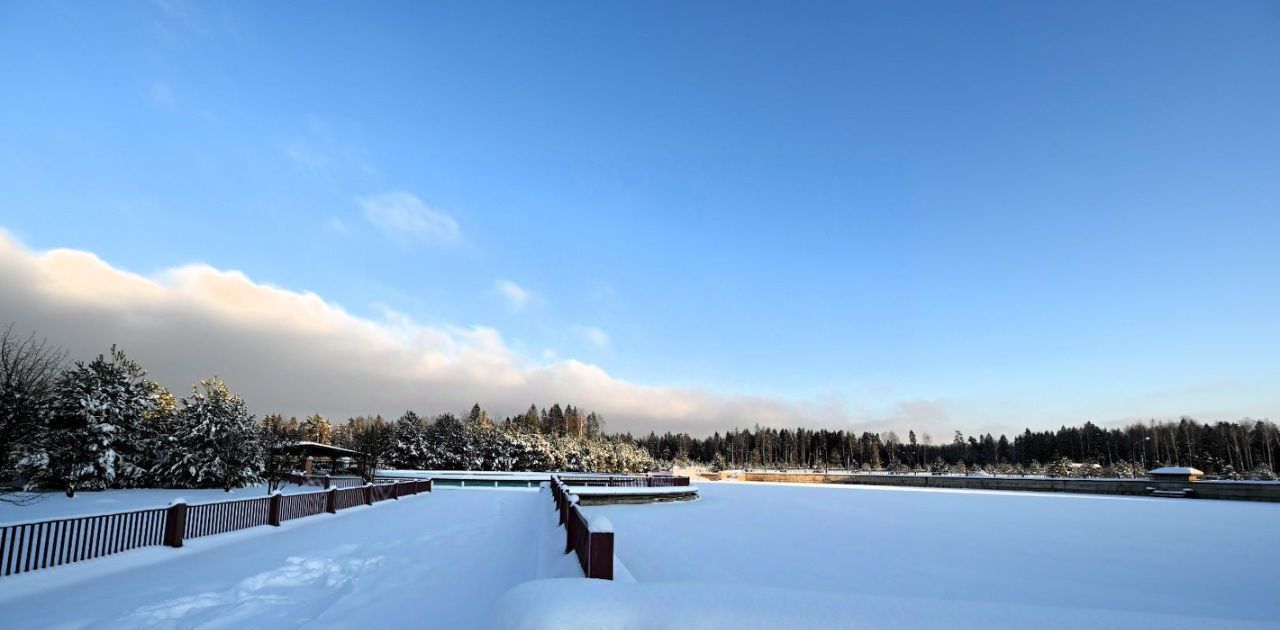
xmin=4 ymin=479 xmax=1279 ymax=628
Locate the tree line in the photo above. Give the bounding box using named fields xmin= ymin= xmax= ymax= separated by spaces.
xmin=5 ymin=323 xmax=1277 ymax=498
xmin=260 ymin=403 xmax=654 ymax=481
xmin=634 ymin=418 xmax=1279 ymax=480
xmin=1 ymin=325 xmax=654 ymax=498
xmin=1 ymin=325 xmax=263 ymax=497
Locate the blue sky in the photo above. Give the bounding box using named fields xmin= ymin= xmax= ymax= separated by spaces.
xmin=1 ymin=1 xmax=1277 ymax=434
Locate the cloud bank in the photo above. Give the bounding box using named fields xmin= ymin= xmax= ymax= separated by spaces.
xmin=0 ymin=231 xmax=859 ymax=436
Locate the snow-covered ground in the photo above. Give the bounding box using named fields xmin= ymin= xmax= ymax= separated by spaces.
xmin=560 ymin=481 xmax=1280 ymax=627
xmin=0 ymin=483 xmax=320 ymax=525
xmin=0 ymin=487 xmax=579 ymax=629
xmin=7 ymin=480 xmax=1280 ymax=628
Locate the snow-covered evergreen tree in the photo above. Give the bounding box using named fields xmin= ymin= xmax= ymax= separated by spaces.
xmin=1108 ymin=460 xmax=1137 ymax=478
xmin=1045 ymin=456 xmax=1073 ymax=478
xmin=161 ymin=377 xmax=262 ymax=491
xmin=388 ymin=410 xmax=431 ymax=469
xmin=426 ymin=413 xmax=473 ymax=469
xmin=45 ymin=346 xmax=160 ymax=495
xmin=0 ymin=325 xmax=64 ymax=494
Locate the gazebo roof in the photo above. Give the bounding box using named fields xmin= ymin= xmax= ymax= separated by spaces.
xmin=277 ymin=441 xmax=363 ymax=458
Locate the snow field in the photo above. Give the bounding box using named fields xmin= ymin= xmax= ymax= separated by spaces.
xmin=569 ymin=482 xmax=1280 ymax=626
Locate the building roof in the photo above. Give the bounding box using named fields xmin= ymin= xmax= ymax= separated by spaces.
xmin=277 ymin=441 xmax=363 ymax=457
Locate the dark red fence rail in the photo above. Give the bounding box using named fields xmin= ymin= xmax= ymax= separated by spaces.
xmin=549 ymin=476 xmax=614 ymax=580
xmin=562 ymin=475 xmax=690 ymax=488
xmin=1 ymin=507 xmax=168 ymax=576
xmin=185 ymin=496 xmax=271 ymax=539
xmin=0 ymin=479 xmax=433 ymax=578
xmin=335 ymin=487 xmax=367 ymax=510
xmin=370 ymin=484 xmax=397 ymax=502
xmin=280 ymin=492 xmax=327 ymax=521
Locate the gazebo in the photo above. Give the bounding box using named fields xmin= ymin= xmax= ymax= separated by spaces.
xmin=277 ymin=441 xmax=363 ymax=476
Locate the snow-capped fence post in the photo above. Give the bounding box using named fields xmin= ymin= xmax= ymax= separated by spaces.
xmin=326 ymin=487 xmax=337 ymax=514
xmin=392 ymin=481 xmax=401 ymax=500
xmin=323 ymin=475 xmax=332 ymax=490
xmin=586 ymin=528 xmax=614 ymax=580
xmin=268 ymin=492 xmax=282 ymax=526
xmin=363 ymin=483 xmax=374 ymax=506
xmin=163 ymin=500 xmax=187 ymax=548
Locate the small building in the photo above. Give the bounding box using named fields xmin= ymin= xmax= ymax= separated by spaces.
xmin=277 ymin=441 xmax=363 ymax=476
xmin=1148 ymin=466 xmax=1204 ymax=483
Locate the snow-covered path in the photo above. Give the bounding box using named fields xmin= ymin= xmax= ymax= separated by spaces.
xmin=1 ymin=488 xmax=554 ymax=629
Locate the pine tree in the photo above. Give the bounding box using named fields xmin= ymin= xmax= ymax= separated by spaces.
xmin=46 ymin=346 xmax=159 ymax=496
xmin=260 ymin=413 xmax=302 ymax=491
xmin=388 ymin=410 xmax=431 ymax=469
xmin=161 ymin=378 xmax=262 ymax=491
xmin=521 ymin=404 xmax=540 ymax=433
xmin=0 ymin=325 xmax=64 ymax=493
xmin=467 ymin=403 xmax=495 ymax=430
xmin=1045 ymin=456 xmax=1074 ymax=478
xmin=299 ymin=413 xmax=333 ymax=444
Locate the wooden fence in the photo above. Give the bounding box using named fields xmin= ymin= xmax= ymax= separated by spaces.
xmin=0 ymin=479 xmax=432 ymax=578
xmin=561 ymin=475 xmax=690 ymax=488
xmin=0 ymin=506 xmax=168 ymax=576
xmin=282 ymin=473 xmax=365 ymax=489
xmin=549 ymin=476 xmax=614 ymax=580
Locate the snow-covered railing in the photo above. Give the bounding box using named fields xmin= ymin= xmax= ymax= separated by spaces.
xmin=0 ymin=505 xmax=168 ymax=576
xmin=550 ymin=476 xmax=614 ymax=580
xmin=0 ymin=479 xmax=433 ymax=578
xmin=561 ymin=475 xmax=691 ymax=488
xmin=185 ymin=495 xmax=272 ymax=539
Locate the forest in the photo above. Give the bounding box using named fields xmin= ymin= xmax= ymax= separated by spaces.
xmin=632 ymin=419 xmax=1279 ymax=479
xmin=3 ymin=324 xmax=1276 ymax=500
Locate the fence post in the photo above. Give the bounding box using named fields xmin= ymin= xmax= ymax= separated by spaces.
xmin=163 ymin=500 xmax=187 ymax=548
xmin=587 ymin=530 xmax=614 ymax=580
xmin=268 ymin=492 xmax=282 ymax=526
xmin=324 ymin=475 xmax=332 ymax=490
xmin=326 ymin=487 xmax=337 ymax=514
xmin=363 ymin=483 xmax=373 ymax=505
xmin=565 ymin=508 xmax=574 ymax=553
xmin=426 ymin=479 xmax=433 ymax=493
xmin=392 ymin=481 xmax=401 ymax=500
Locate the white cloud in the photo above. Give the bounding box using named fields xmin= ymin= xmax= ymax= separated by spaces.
xmin=0 ymin=230 xmax=851 ymax=436
xmin=578 ymin=325 xmax=610 ymax=350
xmin=358 ymin=192 xmax=460 ymax=245
xmin=496 ymin=280 xmax=531 ymax=310
xmin=150 ymin=81 xmax=175 ymax=107
xmin=285 ymin=144 xmax=331 ymax=170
